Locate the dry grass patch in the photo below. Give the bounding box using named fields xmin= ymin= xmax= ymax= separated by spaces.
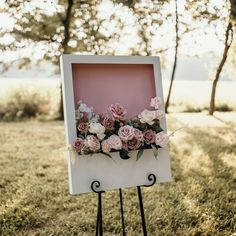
xmin=0 ymin=113 xmax=236 ymax=235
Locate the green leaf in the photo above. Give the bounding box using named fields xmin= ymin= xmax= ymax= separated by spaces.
xmin=119 ymin=149 xmax=131 ymax=160
xmin=114 ymin=120 xmax=121 ymax=132
xmin=136 ymin=149 xmax=144 ymax=161
xmin=155 ymin=127 xmax=163 ymax=133
xmin=151 ymin=144 xmax=158 ymax=158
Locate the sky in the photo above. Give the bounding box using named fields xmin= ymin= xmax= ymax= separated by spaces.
xmin=0 ymin=0 xmax=235 ymax=80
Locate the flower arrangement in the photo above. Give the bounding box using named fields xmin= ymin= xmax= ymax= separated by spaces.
xmin=72 ymin=97 xmax=168 ymax=160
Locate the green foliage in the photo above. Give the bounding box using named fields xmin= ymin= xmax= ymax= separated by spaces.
xmin=183 ymin=105 xmax=203 ymax=113
xmin=0 ymin=0 xmax=184 ymax=70
xmin=216 ymin=103 xmax=234 ymax=112
xmin=0 ymin=86 xmax=60 ymax=121
xmin=102 ymin=152 xmax=113 ymax=159
xmin=119 ymin=149 xmax=131 ymax=159
xmin=136 ymin=148 xmax=144 ymax=161
xmin=0 ymin=0 xmax=123 ymax=69
xmin=119 ymin=0 xmax=169 ymax=56
xmin=0 ymin=80 xmax=235 ymax=121
xmin=0 ymin=91 xmax=45 ymax=120
xmin=151 ymin=144 xmax=158 ymax=158
xmin=154 ymin=126 xmax=163 ymax=133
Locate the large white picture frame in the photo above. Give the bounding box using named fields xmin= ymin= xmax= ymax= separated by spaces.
xmin=60 ymin=55 xmax=171 ymax=195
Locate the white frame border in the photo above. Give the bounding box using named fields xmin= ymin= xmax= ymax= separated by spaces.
xmin=60 ymin=55 xmax=168 ymax=194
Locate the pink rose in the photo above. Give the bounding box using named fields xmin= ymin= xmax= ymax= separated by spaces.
xmin=109 ymin=103 xmax=127 ymax=120
xmin=108 ymin=135 xmax=122 ymax=150
xmin=143 ymin=129 xmax=156 ymax=144
xmin=150 ymin=97 xmax=162 ymax=109
xmin=155 ymin=110 xmax=165 ymax=120
xmin=78 ymin=122 xmax=89 ymax=133
xmin=101 ymin=140 xmax=111 ymax=153
xmin=118 ymin=125 xmax=135 ymax=142
xmin=86 ymin=135 xmax=100 ymax=151
xmin=134 ymin=128 xmax=143 ymax=141
xmin=102 ymin=115 xmax=114 ymax=130
xmin=72 ymin=138 xmax=84 ymax=151
xmin=155 ymin=131 xmax=169 ymax=147
xmin=127 ymin=138 xmax=141 ymax=150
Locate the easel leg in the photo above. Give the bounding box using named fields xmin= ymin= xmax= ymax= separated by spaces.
xmin=93 ymin=174 xmax=156 ymax=236
xmin=119 ymin=188 xmax=126 ymax=236
xmin=137 ymin=186 xmax=147 ymax=236
xmin=96 ymin=201 xmax=99 ymax=236
xmin=96 ymin=192 xmax=103 ymax=236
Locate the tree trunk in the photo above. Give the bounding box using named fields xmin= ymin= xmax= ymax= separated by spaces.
xmin=58 ymin=0 xmax=74 ymax=120
xmin=58 ymin=83 xmax=64 ymax=120
xmin=165 ymin=0 xmax=179 ymax=113
xmin=209 ymin=21 xmax=233 ymax=115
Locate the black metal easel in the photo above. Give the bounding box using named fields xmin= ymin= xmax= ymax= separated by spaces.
xmin=91 ymin=173 xmax=157 ymax=236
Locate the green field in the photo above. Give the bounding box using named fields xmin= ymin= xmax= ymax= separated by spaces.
xmin=0 ymin=113 xmax=236 ymax=235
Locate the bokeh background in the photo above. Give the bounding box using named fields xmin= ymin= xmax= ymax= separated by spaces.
xmin=0 ymin=0 xmax=236 ymax=235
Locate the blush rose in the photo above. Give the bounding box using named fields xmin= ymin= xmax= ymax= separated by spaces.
xmin=101 ymin=140 xmax=111 ymax=153
xmin=109 ymin=103 xmax=127 ymax=120
xmin=86 ymin=135 xmax=100 ymax=151
xmin=118 ymin=125 xmax=135 ymax=141
xmin=108 ymin=135 xmax=122 ymax=150
xmin=155 ymin=131 xmax=169 ymax=147
xmin=150 ymin=97 xmax=162 ymax=109
xmin=102 ymin=115 xmax=114 ymax=130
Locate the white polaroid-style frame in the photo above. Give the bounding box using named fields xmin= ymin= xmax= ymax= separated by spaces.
xmin=60 ymin=55 xmax=172 ymax=195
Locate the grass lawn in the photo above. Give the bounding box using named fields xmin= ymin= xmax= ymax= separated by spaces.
xmin=0 ymin=112 xmax=236 ymax=236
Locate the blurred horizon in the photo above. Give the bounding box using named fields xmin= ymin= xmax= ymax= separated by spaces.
xmin=0 ymin=54 xmax=234 ymax=81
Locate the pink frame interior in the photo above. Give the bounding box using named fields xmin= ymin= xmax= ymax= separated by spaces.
xmin=72 ymin=63 xmax=156 ymax=119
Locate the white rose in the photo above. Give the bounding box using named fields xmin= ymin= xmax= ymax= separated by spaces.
xmin=75 ymin=109 xmax=82 ymax=120
xmin=79 ymin=103 xmax=88 ymax=112
xmin=86 ymin=107 xmax=94 ymax=119
xmin=138 ymin=109 xmax=156 ymax=125
xmin=89 ymin=122 xmax=106 ymax=140
xmin=155 ymin=110 xmax=165 ymax=120
xmin=97 ymin=132 xmax=106 ymax=140
xmin=91 ymin=114 xmax=100 ymax=122
xmin=89 ymin=122 xmax=105 ymax=134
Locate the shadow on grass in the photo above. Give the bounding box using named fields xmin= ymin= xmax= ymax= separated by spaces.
xmin=148 ymin=124 xmax=236 ymax=235
xmin=134 ymin=113 xmax=236 ymax=236
xmin=185 ymin=128 xmax=236 ymax=228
